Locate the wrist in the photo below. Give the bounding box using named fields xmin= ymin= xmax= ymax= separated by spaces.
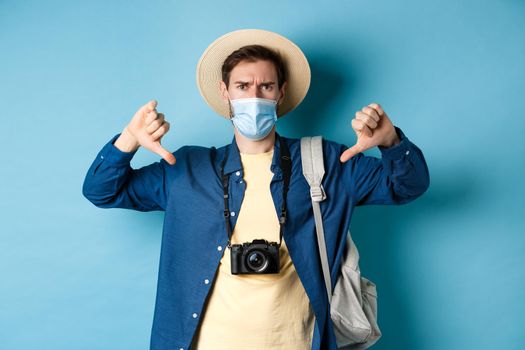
xmin=379 ymin=130 xmax=401 ymax=148
xmin=114 ymin=127 xmax=140 ymax=153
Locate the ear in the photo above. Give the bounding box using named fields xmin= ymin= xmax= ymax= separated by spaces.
xmin=219 ymin=80 xmax=235 ymax=119
xmin=277 ymin=81 xmax=287 ymax=105
xmin=219 ymin=80 xmax=230 ymax=103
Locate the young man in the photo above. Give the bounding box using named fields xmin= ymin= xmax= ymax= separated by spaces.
xmin=82 ymin=29 xmax=430 ymax=350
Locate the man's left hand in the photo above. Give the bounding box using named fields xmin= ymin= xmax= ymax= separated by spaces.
xmin=340 ymin=103 xmax=400 ymax=163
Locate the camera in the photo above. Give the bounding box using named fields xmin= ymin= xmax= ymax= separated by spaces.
xmin=230 ymin=239 xmax=280 ymax=274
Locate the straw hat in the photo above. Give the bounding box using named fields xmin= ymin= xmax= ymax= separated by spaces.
xmin=196 ymin=29 xmax=311 ymax=119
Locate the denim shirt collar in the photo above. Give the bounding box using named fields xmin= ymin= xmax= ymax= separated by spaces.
xmin=222 ymin=131 xmax=283 ymax=176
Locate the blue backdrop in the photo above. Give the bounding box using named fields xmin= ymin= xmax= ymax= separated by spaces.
xmin=1 ymin=1 xmax=524 ymax=349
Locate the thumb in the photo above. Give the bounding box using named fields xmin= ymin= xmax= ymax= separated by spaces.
xmin=151 ymin=141 xmax=176 ymax=165
xmin=339 ymin=144 xmax=362 ymax=163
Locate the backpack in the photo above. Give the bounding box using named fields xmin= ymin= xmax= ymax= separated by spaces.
xmin=300 ymin=136 xmax=382 ymax=349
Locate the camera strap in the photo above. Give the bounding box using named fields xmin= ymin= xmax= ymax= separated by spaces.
xmin=220 ymin=133 xmax=292 ymax=248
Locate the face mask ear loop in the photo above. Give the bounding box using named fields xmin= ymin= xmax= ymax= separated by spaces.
xmin=227 ymin=99 xmax=234 ymax=121
xmin=276 ymin=89 xmax=284 ymax=119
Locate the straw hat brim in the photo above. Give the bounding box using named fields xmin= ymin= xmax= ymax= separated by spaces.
xmin=196 ymin=29 xmax=311 ymax=119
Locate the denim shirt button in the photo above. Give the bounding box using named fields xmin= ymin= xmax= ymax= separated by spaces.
xmin=235 ymin=171 xmax=241 ymax=176
xmin=192 ymin=313 xmax=198 ymax=318
xmin=217 ymin=245 xmax=222 ymax=251
xmin=204 ymin=279 xmax=210 ymax=284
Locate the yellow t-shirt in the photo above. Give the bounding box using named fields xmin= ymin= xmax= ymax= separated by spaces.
xmin=191 ymin=149 xmax=316 ymax=350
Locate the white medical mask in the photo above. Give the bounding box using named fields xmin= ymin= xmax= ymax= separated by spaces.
xmin=229 ymin=97 xmax=278 ymax=141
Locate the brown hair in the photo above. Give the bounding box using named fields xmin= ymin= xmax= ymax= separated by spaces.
xmin=221 ymin=44 xmax=287 ymax=89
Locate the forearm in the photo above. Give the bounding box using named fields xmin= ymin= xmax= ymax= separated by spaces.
xmin=82 ymin=133 xmax=169 ymax=211
xmin=378 ymin=127 xmax=430 ymax=202
xmin=82 ymin=133 xmax=138 ymax=208
xmin=350 ymin=126 xmax=430 ymax=206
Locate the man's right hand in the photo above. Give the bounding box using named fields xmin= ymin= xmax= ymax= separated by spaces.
xmin=115 ymin=99 xmax=176 ymax=165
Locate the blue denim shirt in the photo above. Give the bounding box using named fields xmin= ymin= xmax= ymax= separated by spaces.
xmin=82 ymin=126 xmax=430 ymax=350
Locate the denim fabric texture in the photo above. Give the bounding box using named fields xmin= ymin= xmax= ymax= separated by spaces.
xmin=82 ymin=126 xmax=430 ymax=350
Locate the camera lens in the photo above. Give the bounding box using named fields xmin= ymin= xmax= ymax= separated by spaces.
xmin=246 ymin=250 xmax=268 ymax=272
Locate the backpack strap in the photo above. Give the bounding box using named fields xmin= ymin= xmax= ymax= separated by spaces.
xmin=300 ymin=136 xmax=333 ymax=302
xmin=301 ymin=137 xmax=362 ymax=305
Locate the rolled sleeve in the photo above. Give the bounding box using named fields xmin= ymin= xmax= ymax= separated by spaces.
xmin=82 ymin=133 xmax=173 ymax=212
xmin=97 ymin=133 xmax=138 ymax=166
xmin=343 ymin=125 xmax=430 ymax=206
xmin=377 ymin=126 xmax=411 ymax=159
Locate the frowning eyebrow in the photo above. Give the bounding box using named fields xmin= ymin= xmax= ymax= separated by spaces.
xmin=233 ymin=80 xmax=276 ymax=85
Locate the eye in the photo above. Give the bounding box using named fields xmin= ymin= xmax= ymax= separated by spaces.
xmin=262 ymin=85 xmax=273 ymax=91
xmin=237 ymin=84 xmax=246 ymax=90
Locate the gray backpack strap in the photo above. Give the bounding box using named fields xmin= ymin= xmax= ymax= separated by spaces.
xmin=300 ymin=136 xmax=332 ymax=301
xmin=301 ymin=137 xmax=381 ymax=348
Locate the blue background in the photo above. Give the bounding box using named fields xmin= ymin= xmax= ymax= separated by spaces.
xmin=1 ymin=0 xmax=524 ymax=349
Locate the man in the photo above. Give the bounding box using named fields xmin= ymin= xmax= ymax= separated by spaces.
xmin=82 ymin=29 xmax=430 ymax=350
